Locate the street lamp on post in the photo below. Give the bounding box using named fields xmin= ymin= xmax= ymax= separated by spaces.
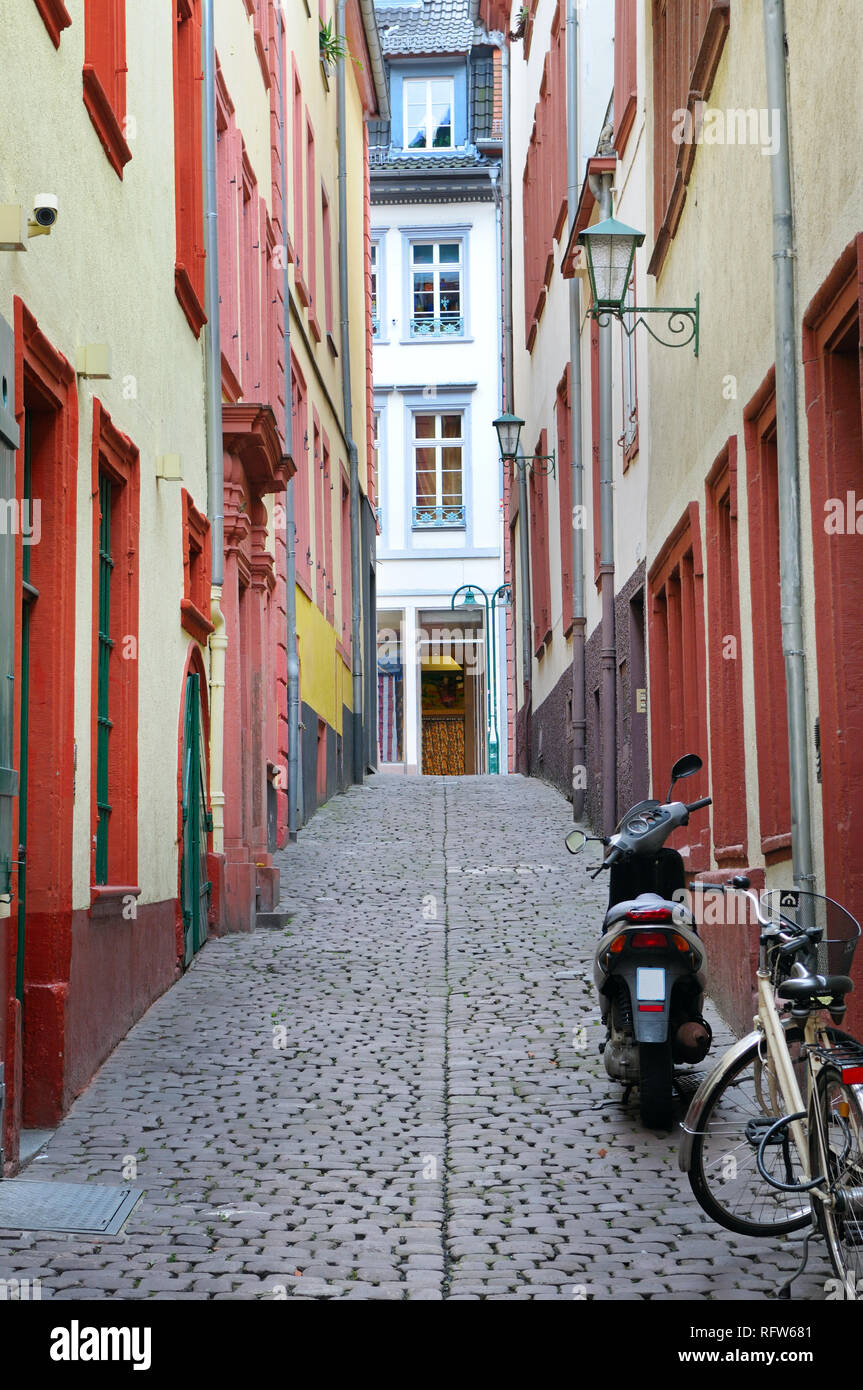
xmin=450 ymin=582 xmax=509 ymax=774
xmin=493 ymin=411 xmax=555 ymax=477
xmin=578 ymin=216 xmax=701 ymax=356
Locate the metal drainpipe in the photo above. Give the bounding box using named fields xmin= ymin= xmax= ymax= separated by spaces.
xmin=336 ymin=0 xmax=364 ymax=786
xmin=565 ymin=0 xmax=586 ymax=820
xmin=594 ymin=168 xmax=616 ymax=836
xmin=202 ymin=0 xmax=227 ymax=855
xmin=276 ymin=11 xmax=300 ymax=840
xmin=501 ymin=41 xmax=531 ymax=770
xmin=763 ymin=0 xmax=815 ymax=890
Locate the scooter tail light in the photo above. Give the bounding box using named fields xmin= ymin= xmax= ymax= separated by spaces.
xmin=672 ymin=933 xmax=691 ymax=952
xmin=630 ymin=930 xmax=668 ymax=948
xmin=624 ymin=907 xmax=674 ymax=923
xmin=609 ymin=935 xmax=626 ymax=954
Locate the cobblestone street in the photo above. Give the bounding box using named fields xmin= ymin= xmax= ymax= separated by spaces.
xmin=0 ymin=775 xmax=832 ymax=1300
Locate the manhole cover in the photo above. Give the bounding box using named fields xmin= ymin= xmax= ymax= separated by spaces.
xmin=0 ymin=1181 xmax=142 ymax=1235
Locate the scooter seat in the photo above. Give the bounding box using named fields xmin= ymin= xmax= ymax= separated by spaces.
xmin=603 ymin=893 xmax=676 ymax=930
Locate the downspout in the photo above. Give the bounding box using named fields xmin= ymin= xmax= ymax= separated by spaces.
xmin=202 ymin=0 xmax=226 ymax=856
xmin=592 ymin=167 xmax=616 ymax=836
xmin=277 ymin=10 xmax=300 ymax=841
xmin=336 ymin=0 xmax=364 ymax=786
xmin=566 ymin=0 xmax=586 ymax=820
xmin=490 ymin=162 xmax=507 ymax=774
xmin=501 ymin=41 xmax=531 ymax=772
xmin=763 ymin=0 xmax=815 ymax=889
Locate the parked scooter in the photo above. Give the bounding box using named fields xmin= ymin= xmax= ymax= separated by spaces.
xmin=565 ymin=754 xmax=713 ymax=1128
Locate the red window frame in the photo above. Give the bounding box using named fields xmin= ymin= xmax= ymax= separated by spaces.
xmin=803 ymin=235 xmax=863 ymax=969
xmin=173 ymin=0 xmax=207 ymax=337
xmin=312 ymin=414 xmax=324 ymax=609
xmin=522 ymin=1 xmax=567 ymax=352
xmin=322 ymin=182 xmax=335 ymax=344
xmin=216 ymin=69 xmax=243 ymax=398
xmin=556 ymin=365 xmax=573 ymax=637
xmin=33 ymin=0 xmax=72 ymax=48
xmin=293 ymin=66 xmax=309 ymax=307
xmin=614 ymin=0 xmax=637 ymax=157
xmin=181 ymin=488 xmax=214 ymax=643
xmin=529 ymin=431 xmax=551 ymax=654
xmin=744 ymin=368 xmax=791 ymax=863
xmin=83 ymin=0 xmax=132 ymax=177
xmin=340 ymin=468 xmax=351 ymax=648
xmin=648 ymin=502 xmax=710 ymax=871
xmin=705 ymin=438 xmax=747 ymax=865
xmin=90 ymin=399 xmax=140 ymax=899
xmin=306 ymin=116 xmax=320 ymax=341
xmin=322 ymin=434 xmax=334 ymax=624
xmin=291 ymin=356 xmax=312 ymax=596
xmin=591 ymin=316 xmax=601 ymax=585
xmin=649 ymin=0 xmax=730 ymax=277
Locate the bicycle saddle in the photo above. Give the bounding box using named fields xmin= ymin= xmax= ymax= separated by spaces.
xmin=777 ymin=973 xmax=854 ymax=1000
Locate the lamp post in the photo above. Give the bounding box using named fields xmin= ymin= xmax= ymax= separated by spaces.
xmin=578 ymin=216 xmax=700 ymax=355
xmin=494 ymin=412 xmax=556 ymax=476
xmin=450 ymin=582 xmax=510 ymax=774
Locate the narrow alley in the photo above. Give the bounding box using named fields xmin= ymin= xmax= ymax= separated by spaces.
xmin=0 ymin=776 xmax=830 ymax=1301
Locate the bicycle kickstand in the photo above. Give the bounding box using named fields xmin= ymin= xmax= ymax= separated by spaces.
xmin=777 ymin=1232 xmax=812 ymax=1300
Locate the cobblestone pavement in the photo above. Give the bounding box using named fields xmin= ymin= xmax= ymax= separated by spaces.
xmin=0 ymin=775 xmax=832 ymax=1299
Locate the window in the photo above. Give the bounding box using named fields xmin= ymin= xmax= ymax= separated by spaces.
xmin=181 ymin=489 xmax=214 ymax=643
xmin=614 ymin=0 xmax=637 ymax=157
xmin=83 ymin=0 xmax=132 ymax=177
xmin=650 ymin=0 xmax=730 ymax=276
xmin=521 ymin=5 xmax=567 ymax=350
xmin=529 ymin=432 xmax=551 ymax=653
xmin=412 ymin=413 xmax=464 ymax=528
xmin=745 ymin=370 xmax=791 ymax=861
xmin=372 ymin=410 xmax=381 ymax=529
xmin=91 ymin=400 xmax=140 ymax=894
xmin=306 ymin=117 xmax=320 ymax=338
xmin=556 ymin=366 xmax=573 ymax=636
xmin=705 ymin=439 xmax=746 ymax=864
xmin=321 ymin=183 xmax=335 ymax=344
xmin=370 ymin=241 xmax=382 ymax=337
xmin=648 ymin=503 xmax=710 ymax=871
xmin=403 ymin=77 xmax=454 ymax=150
xmin=410 ymin=241 xmax=463 ymax=338
xmin=292 ymin=65 xmax=305 ymax=289
xmin=340 ymin=471 xmax=351 ymax=645
xmin=173 ymin=0 xmax=206 ymax=336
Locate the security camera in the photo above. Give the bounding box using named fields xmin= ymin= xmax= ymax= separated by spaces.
xmin=28 ymin=194 xmax=58 ymax=237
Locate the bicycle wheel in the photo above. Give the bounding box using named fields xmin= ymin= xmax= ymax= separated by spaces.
xmin=687 ymin=1028 xmax=811 ymax=1236
xmin=809 ymin=1064 xmax=863 ymax=1286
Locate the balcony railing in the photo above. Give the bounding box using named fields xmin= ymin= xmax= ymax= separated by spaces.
xmin=412 ymin=504 xmax=466 ymax=529
xmin=409 ymin=315 xmax=464 ymax=338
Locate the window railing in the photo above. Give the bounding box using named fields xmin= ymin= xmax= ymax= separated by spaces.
xmin=409 ymin=315 xmax=464 ymax=338
xmin=412 ymin=503 xmax=466 ymax=529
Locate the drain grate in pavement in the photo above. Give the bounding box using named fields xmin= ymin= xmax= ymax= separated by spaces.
xmin=0 ymin=1181 xmax=142 ymax=1235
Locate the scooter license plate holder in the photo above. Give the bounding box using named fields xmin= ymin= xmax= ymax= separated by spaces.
xmin=636 ymin=966 xmax=666 ymax=1002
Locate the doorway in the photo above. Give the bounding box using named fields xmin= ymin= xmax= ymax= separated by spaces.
xmin=181 ymin=671 xmax=211 ymax=966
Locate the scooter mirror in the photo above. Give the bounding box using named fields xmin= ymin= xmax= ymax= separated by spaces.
xmin=667 ymin=752 xmax=702 ymax=799
xmin=565 ymin=829 xmax=587 ymax=855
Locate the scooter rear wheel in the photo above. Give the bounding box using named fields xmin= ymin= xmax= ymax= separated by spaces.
xmin=639 ymin=1042 xmax=673 ymax=1129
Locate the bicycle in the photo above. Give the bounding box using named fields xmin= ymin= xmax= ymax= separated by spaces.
xmin=678 ymin=876 xmax=863 ymax=1295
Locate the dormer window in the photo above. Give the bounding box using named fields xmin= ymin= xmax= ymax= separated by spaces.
xmin=403 ymin=77 xmax=454 ymax=150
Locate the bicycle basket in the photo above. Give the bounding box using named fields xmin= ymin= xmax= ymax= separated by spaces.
xmin=761 ymin=890 xmax=861 ymax=982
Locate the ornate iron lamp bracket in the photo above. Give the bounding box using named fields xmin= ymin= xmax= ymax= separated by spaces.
xmin=591 ymin=292 xmax=700 ymax=357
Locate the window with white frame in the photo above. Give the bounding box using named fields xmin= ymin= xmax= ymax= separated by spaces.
xmin=372 ymin=409 xmax=382 ymax=527
xmin=403 ymin=77 xmax=454 ymax=151
xmin=412 ymin=412 xmax=465 ymax=528
xmin=371 ymin=241 xmax=381 ymax=337
xmin=410 ymin=241 xmax=463 ymax=337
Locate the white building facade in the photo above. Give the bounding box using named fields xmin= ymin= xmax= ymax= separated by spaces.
xmin=372 ymin=0 xmax=506 ymax=776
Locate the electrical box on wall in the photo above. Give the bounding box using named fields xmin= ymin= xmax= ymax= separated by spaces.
xmin=0 ymin=206 xmax=26 ymax=252
xmin=155 ymin=453 xmax=183 ymax=481
xmin=75 ymin=344 xmax=112 ymax=379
